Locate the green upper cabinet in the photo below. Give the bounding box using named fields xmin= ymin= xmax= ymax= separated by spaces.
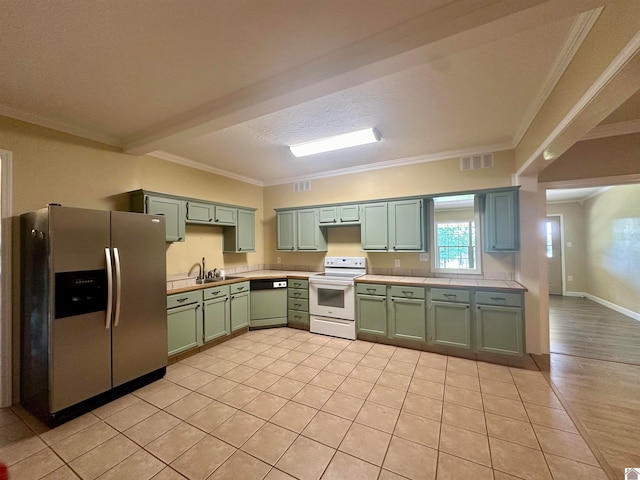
xmin=389 ymin=199 xmax=426 ymax=251
xmin=361 ymin=202 xmax=389 ymax=250
xmin=319 ymin=204 xmax=360 ymax=225
xmin=223 ymin=208 xmax=255 ymax=253
xmin=483 ymin=189 xmax=519 ymax=252
xmin=214 ymin=206 xmax=236 ymax=225
xmin=276 ymin=210 xmax=296 ymax=250
xmin=185 ymin=201 xmax=214 ymax=224
xmin=276 ymin=209 xmax=327 ymax=251
xmin=362 ymin=199 xmax=427 ymax=251
xmin=144 ymin=195 xmax=185 ymax=242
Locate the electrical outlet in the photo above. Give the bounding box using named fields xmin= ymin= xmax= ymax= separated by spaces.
xmin=394 ymin=259 xmax=400 ymax=267
xmin=277 ymin=257 xmax=281 ymax=264
xmin=568 ymin=275 xmax=574 ymax=281
xmin=420 ymin=253 xmax=429 ymax=262
xmin=566 ymin=242 xmax=572 ymax=247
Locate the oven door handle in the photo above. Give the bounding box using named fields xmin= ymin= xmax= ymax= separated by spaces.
xmin=310 ymin=278 xmax=354 ymax=287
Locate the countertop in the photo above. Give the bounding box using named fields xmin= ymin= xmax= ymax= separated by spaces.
xmin=167 ymin=269 xmax=526 ymax=294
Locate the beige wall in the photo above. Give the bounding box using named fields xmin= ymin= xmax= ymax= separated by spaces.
xmin=546 ymin=202 xmax=586 ymax=293
xmin=540 ymin=133 xmax=640 ymax=184
xmin=583 ymin=184 xmax=640 ymax=315
xmin=1 ymin=115 xmax=265 ymax=276
xmin=263 ymin=150 xmax=517 ymax=276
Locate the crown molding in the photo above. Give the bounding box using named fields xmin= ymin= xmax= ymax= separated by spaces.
xmin=262 ymin=142 xmax=514 ymax=186
xmin=149 ymin=150 xmax=264 ymax=187
xmin=581 ymin=119 xmax=640 ymax=140
xmin=511 ymin=7 xmax=602 ymax=148
xmin=0 ymin=105 xmax=121 ymax=147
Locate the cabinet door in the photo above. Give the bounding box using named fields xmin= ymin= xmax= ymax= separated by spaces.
xmin=484 ymin=190 xmax=519 ymax=252
xmin=146 ymin=196 xmax=185 ymax=242
xmin=318 ymin=206 xmax=338 ymax=224
xmin=236 ymin=209 xmax=255 ymax=252
xmin=389 ymin=297 xmax=425 ymax=342
xmin=230 ymin=292 xmax=250 ymax=331
xmin=277 ymin=211 xmax=297 ymax=250
xmin=203 ymin=296 xmax=230 ymax=343
xmin=356 ymin=294 xmax=387 ymax=336
xmin=185 ymin=201 xmax=214 ymax=223
xmin=339 ymin=205 xmax=360 ymax=223
xmin=429 ymin=301 xmax=471 ymax=349
xmin=167 ymin=303 xmax=201 ymax=356
xmin=361 ymin=203 xmax=389 ymax=250
xmin=296 ymin=209 xmax=327 ymax=250
xmin=214 ymin=206 xmax=236 ymax=225
xmin=476 ymin=305 xmax=523 ymax=355
xmin=389 ymin=199 xmax=424 ymax=251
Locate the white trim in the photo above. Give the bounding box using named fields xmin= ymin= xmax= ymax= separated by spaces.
xmin=581 ymin=119 xmax=640 ymax=140
xmin=148 ymin=151 xmax=264 ymax=187
xmin=582 ymin=186 xmax=612 ymax=203
xmin=263 ymin=143 xmax=513 ymax=187
xmin=563 ymin=291 xmax=585 ymax=298
xmin=0 ymin=149 xmax=13 ymax=407
xmin=517 ymin=30 xmax=640 ymax=177
xmin=540 ymin=174 xmax=640 ymax=190
xmin=0 ymin=105 xmax=121 ymax=147
xmin=512 ymin=8 xmax=602 ymax=147
xmin=582 ymin=292 xmax=640 ymax=323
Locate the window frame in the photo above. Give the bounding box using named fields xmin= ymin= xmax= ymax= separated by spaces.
xmin=430 ymin=196 xmax=482 ymax=275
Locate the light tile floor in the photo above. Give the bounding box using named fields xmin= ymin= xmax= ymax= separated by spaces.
xmin=1 ymin=328 xmax=609 ymax=480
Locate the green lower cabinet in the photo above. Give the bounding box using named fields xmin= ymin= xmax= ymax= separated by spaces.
xmin=230 ymin=292 xmax=250 ymax=331
xmin=167 ymin=303 xmax=202 ymax=356
xmin=389 ymin=297 xmax=426 ymax=342
xmin=356 ymin=294 xmax=387 ymax=336
xmin=288 ymin=309 xmax=309 ymax=325
xmin=476 ymin=305 xmax=523 ymax=356
xmin=429 ymin=301 xmax=471 ymax=349
xmin=203 ymin=296 xmax=230 ymax=342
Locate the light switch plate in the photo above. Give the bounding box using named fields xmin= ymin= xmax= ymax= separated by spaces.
xmin=568 ymin=275 xmax=574 ymax=281
xmin=420 ymin=253 xmax=429 ymax=262
xmin=277 ymin=257 xmax=281 ymax=264
xmin=394 ymin=259 xmax=400 ymax=267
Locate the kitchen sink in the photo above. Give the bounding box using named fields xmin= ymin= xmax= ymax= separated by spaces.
xmin=202 ymin=275 xmax=243 ymax=283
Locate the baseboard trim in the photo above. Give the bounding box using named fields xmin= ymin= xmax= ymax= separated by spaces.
xmin=563 ymin=291 xmax=585 ymax=298
xmin=579 ymin=292 xmax=640 ymax=322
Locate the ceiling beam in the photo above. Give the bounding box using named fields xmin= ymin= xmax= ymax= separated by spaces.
xmin=123 ymin=0 xmax=602 ymax=156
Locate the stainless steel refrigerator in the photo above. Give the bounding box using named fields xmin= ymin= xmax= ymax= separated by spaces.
xmin=21 ymin=205 xmax=167 ymax=426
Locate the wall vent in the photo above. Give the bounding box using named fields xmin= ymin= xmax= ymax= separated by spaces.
xmin=460 ymin=153 xmax=494 ymax=171
xmin=293 ymin=181 xmax=311 ymax=193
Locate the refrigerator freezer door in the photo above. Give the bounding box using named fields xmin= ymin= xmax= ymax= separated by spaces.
xmin=49 ymin=206 xmax=112 ymax=412
xmin=110 ymin=211 xmax=167 ymax=387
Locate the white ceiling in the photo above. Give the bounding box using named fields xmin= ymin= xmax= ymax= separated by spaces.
xmin=0 ymin=0 xmax=615 ymax=185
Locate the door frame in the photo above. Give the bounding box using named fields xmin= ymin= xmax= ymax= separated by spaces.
xmin=0 ymin=149 xmax=13 ymax=407
xmin=546 ymin=213 xmax=566 ymax=296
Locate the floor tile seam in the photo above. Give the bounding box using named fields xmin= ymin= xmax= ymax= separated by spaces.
xmin=530 ymin=428 xmax=602 ymax=468
xmin=49 ymin=420 xmax=123 ymax=463
xmin=10 ymin=444 xmax=69 ymax=479
xmin=238 ymin=424 xmax=302 ymax=468
xmin=67 ymin=434 xmax=144 ymax=479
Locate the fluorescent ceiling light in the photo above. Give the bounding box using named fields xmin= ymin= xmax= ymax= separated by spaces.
xmin=289 ymin=128 xmax=381 ymax=157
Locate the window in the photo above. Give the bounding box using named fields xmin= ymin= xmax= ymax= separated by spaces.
xmin=436 ymin=221 xmax=476 ymax=269
xmin=432 ymin=194 xmax=481 ymax=274
xmin=545 ymin=221 xmax=553 ymax=258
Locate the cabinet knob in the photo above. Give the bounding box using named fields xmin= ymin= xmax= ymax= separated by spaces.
xmin=209 ymin=218 xmax=213 ymax=222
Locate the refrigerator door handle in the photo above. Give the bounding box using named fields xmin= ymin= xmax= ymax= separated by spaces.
xmin=105 ymin=247 xmax=113 ymax=329
xmin=113 ymin=247 xmax=122 ymax=327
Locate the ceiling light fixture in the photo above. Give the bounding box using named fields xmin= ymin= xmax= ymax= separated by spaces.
xmin=289 ymin=128 xmax=382 ymax=157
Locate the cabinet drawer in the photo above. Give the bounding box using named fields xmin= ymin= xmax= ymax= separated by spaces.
xmin=356 ymin=283 xmax=386 ymax=296
xmin=288 ymin=288 xmax=309 ymax=300
xmin=389 ymin=285 xmax=425 ymax=299
xmin=288 ymin=279 xmax=309 ymax=289
xmin=203 ymin=284 xmax=230 ymax=300
xmin=230 ymin=281 xmax=249 ymax=294
xmin=476 ymin=291 xmax=522 ymax=308
xmin=288 ymin=309 xmax=309 ymax=325
xmin=167 ymin=291 xmax=201 ymax=309
xmin=288 ymin=298 xmax=309 ymax=311
xmin=431 ymin=288 xmax=470 ymax=303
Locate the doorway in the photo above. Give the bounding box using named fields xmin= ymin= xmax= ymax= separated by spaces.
xmin=545 ymin=215 xmax=563 ymax=295
xmin=0 ymin=149 xmax=12 ymax=407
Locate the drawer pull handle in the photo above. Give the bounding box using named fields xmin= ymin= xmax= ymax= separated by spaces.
xmin=237 ymin=286 xmax=245 ymax=291
xmin=402 ymin=290 xmax=413 ymax=296
xmin=491 ymin=297 xmax=506 ymax=301
xmin=444 ymin=294 xmax=456 ymax=298
xmin=294 ymin=292 xmax=301 ymax=297
xmin=212 ymin=290 xmax=220 ymax=295
xmin=367 ymin=288 xmax=376 ymax=293
xmin=176 ymin=297 xmax=189 ymax=303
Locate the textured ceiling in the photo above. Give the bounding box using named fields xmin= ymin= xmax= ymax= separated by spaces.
xmin=0 ymin=0 xmax=617 ymax=185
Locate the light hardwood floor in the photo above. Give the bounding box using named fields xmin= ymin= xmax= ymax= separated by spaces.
xmin=539 ymin=296 xmax=640 ymax=479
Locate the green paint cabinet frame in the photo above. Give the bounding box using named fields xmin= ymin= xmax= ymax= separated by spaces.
xmin=224 ymin=209 xmax=255 ymax=252
xmin=484 ymin=190 xmax=519 ymax=252
xmin=356 ymin=288 xmax=387 ymax=336
xmin=389 ymin=297 xmax=426 ymax=342
xmin=144 ymin=195 xmax=185 ymax=242
xmin=203 ymin=296 xmax=230 ymax=342
xmin=429 ymin=301 xmax=472 ymax=349
xmin=476 ymin=304 xmax=523 ymax=356
xmin=167 ymin=302 xmax=201 ymax=356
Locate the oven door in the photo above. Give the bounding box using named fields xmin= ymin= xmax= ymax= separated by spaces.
xmin=309 ymin=279 xmax=355 ymax=320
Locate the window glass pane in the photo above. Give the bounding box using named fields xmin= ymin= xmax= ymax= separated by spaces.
xmin=545 ymin=221 xmax=553 ymax=258
xmin=433 ymin=195 xmax=479 ymax=272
